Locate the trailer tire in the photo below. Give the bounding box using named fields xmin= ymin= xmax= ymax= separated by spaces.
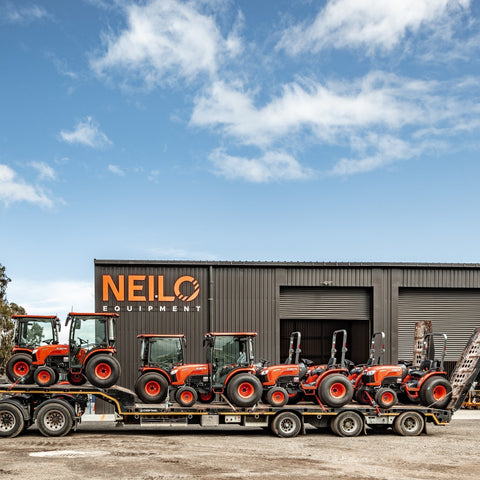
xmin=0 ymin=403 xmax=25 ymax=438
xmin=331 ymin=411 xmax=364 ymax=437
xmin=175 ymin=387 xmax=198 ymax=407
xmin=271 ymin=411 xmax=302 ymax=438
xmin=375 ymin=387 xmax=397 ymax=409
xmin=34 ymin=366 xmax=57 ymax=387
xmin=6 ymin=353 xmax=33 ymax=383
xmin=227 ymin=374 xmax=263 ymax=407
xmin=419 ymin=377 xmax=452 ymax=409
xmin=393 ymin=411 xmax=424 ymax=436
xmin=267 ymin=387 xmax=289 ymax=407
xmin=319 ymin=374 xmax=353 ymax=407
xmin=85 ymin=355 xmax=121 ymax=388
xmin=135 ymin=373 xmax=168 ymax=403
xmin=36 ymin=402 xmax=73 ymax=437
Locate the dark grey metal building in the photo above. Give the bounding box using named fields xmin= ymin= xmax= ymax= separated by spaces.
xmin=94 ymin=260 xmax=480 ymax=390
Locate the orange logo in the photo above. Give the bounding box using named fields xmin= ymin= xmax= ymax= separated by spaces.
xmin=102 ymin=275 xmax=200 ymax=302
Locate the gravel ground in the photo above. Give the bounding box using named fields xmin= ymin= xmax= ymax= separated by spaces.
xmin=1 ymin=414 xmax=479 ymax=480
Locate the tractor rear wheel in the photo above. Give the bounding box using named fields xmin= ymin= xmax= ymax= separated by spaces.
xmin=318 ymin=374 xmax=353 ymax=407
xmin=419 ymin=377 xmax=452 ymax=409
xmin=331 ymin=411 xmax=364 ymax=437
xmin=0 ymin=403 xmax=25 ymax=438
xmin=393 ymin=411 xmax=424 ymax=436
xmin=6 ymin=353 xmax=33 ymax=383
xmin=34 ymin=366 xmax=57 ymax=387
xmin=266 ymin=387 xmax=289 ymax=407
xmin=375 ymin=387 xmax=397 ymax=409
xmin=175 ymin=387 xmax=198 ymax=407
xmin=36 ymin=402 xmax=73 ymax=437
xmin=271 ymin=411 xmax=302 ymax=438
xmin=226 ymin=374 xmax=263 ymax=407
xmin=135 ymin=373 xmax=168 ymax=403
xmin=85 ymin=355 xmax=121 ymax=388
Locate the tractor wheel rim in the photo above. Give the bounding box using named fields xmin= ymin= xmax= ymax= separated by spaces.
xmin=145 ymin=381 xmax=161 ymax=396
xmin=95 ymin=363 xmax=112 ymax=379
xmin=181 ymin=391 xmax=193 ymax=403
xmin=272 ymin=391 xmax=285 ymax=404
xmin=433 ymin=385 xmax=447 ymax=401
xmin=38 ymin=371 xmax=51 ymax=384
xmin=238 ymin=382 xmax=254 ymax=398
xmin=200 ymin=392 xmax=213 ymax=401
xmin=330 ymin=383 xmax=346 ymax=398
xmin=382 ymin=392 xmax=394 ymax=405
xmin=13 ymin=362 xmax=29 ymax=377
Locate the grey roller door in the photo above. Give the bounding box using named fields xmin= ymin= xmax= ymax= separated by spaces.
xmin=398 ymin=288 xmax=480 ymax=363
xmin=280 ymin=287 xmax=371 ymax=320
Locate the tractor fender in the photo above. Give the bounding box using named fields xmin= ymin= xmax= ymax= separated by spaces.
xmin=33 ymin=398 xmax=76 ymax=422
xmin=314 ymin=368 xmax=348 ymax=387
xmin=83 ymin=348 xmax=116 ymax=366
xmin=224 ymin=367 xmax=257 ymax=386
xmin=414 ymin=371 xmax=448 ymax=390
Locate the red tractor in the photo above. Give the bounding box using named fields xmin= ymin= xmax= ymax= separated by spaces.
xmin=256 ymin=332 xmax=313 ymax=406
xmin=168 ymin=332 xmax=263 ymax=408
xmin=31 ymin=312 xmax=121 ymax=388
xmin=355 ymin=333 xmax=452 ymax=409
xmin=134 ymin=334 xmax=186 ymax=403
xmin=5 ymin=315 xmax=61 ymax=383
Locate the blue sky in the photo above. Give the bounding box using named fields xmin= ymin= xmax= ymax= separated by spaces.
xmin=1 ymin=0 xmax=480 ymax=319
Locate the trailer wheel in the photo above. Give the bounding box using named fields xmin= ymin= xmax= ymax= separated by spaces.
xmin=34 ymin=366 xmax=57 ymax=387
xmin=419 ymin=377 xmax=452 ymax=409
xmin=271 ymin=411 xmax=302 ymax=438
xmin=331 ymin=411 xmax=364 ymax=437
xmin=6 ymin=353 xmax=33 ymax=383
xmin=135 ymin=373 xmax=168 ymax=403
xmin=393 ymin=411 xmax=424 ymax=436
xmin=267 ymin=387 xmax=289 ymax=407
xmin=0 ymin=403 xmax=25 ymax=438
xmin=36 ymin=402 xmax=73 ymax=437
xmin=375 ymin=387 xmax=397 ymax=409
xmin=175 ymin=387 xmax=198 ymax=407
xmin=85 ymin=355 xmax=121 ymax=388
xmin=67 ymin=372 xmax=87 ymax=386
xmin=227 ymin=374 xmax=263 ymax=407
xmin=319 ymin=374 xmax=353 ymax=407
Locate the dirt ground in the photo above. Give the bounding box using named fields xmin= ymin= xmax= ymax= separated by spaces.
xmin=1 ymin=416 xmax=479 ymax=480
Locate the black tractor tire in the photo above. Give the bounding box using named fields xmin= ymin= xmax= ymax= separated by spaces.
xmin=266 ymin=387 xmax=289 ymax=407
xmin=6 ymin=353 xmax=33 ymax=383
xmin=354 ymin=386 xmax=372 ymax=405
xmin=287 ymin=391 xmax=304 ymax=405
xmin=419 ymin=377 xmax=452 ymax=409
xmin=226 ymin=374 xmax=263 ymax=407
xmin=198 ymin=391 xmax=215 ymax=403
xmin=67 ymin=372 xmax=87 ymax=386
xmin=175 ymin=387 xmax=198 ymax=407
xmin=318 ymin=374 xmax=353 ymax=407
xmin=393 ymin=411 xmax=424 ymax=436
xmin=270 ymin=411 xmax=302 ymax=438
xmin=34 ymin=366 xmax=57 ymax=387
xmin=135 ymin=372 xmax=169 ymax=403
xmin=85 ymin=355 xmax=121 ymax=388
xmin=331 ymin=411 xmax=364 ymax=437
xmin=36 ymin=401 xmax=73 ymax=437
xmin=0 ymin=403 xmax=25 ymax=438
xmin=375 ymin=387 xmax=398 ymax=409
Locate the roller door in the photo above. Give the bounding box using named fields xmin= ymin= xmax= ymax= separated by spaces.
xmin=398 ymin=288 xmax=480 ymax=365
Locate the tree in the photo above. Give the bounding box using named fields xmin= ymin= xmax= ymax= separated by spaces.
xmin=0 ymin=264 xmax=26 ymax=375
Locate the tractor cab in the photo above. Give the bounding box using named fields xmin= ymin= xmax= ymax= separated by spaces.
xmin=66 ymin=313 xmax=117 ymax=369
xmin=204 ymin=332 xmax=256 ymax=387
xmin=138 ymin=334 xmax=185 ymax=372
xmin=12 ymin=315 xmax=60 ymax=351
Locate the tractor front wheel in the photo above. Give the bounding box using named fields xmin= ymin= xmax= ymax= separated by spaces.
xmin=34 ymin=366 xmax=57 ymax=387
xmin=135 ymin=373 xmax=168 ymax=403
xmin=266 ymin=387 xmax=289 ymax=407
xmin=375 ymin=387 xmax=398 ymax=409
xmin=226 ymin=374 xmax=263 ymax=407
xmin=175 ymin=387 xmax=198 ymax=407
xmin=67 ymin=372 xmax=87 ymax=386
xmin=85 ymin=355 xmax=121 ymax=388
xmin=6 ymin=354 xmax=33 ymax=383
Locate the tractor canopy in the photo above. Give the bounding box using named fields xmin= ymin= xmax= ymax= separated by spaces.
xmin=137 ymin=334 xmax=185 ymax=371
xmin=11 ymin=315 xmax=60 ymax=349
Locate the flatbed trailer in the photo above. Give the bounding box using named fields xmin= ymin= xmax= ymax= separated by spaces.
xmin=1 ymin=327 xmax=479 ymax=439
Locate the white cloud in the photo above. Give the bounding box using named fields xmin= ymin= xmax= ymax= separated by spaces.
xmin=8 ymin=278 xmax=94 ymax=341
xmin=210 ymin=149 xmax=312 ymax=182
xmin=0 ymin=163 xmax=53 ymax=207
xmin=2 ymin=3 xmax=49 ymax=24
xmin=108 ymin=164 xmax=125 ymax=176
xmin=59 ymin=117 xmax=112 ymax=148
xmin=277 ymin=0 xmax=471 ymax=55
xmin=90 ymin=0 xmax=239 ymax=90
xmin=30 ymin=161 xmax=56 ymax=181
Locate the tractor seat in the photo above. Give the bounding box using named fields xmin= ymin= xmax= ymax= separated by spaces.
xmin=409 ymin=360 xmax=433 ymax=377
